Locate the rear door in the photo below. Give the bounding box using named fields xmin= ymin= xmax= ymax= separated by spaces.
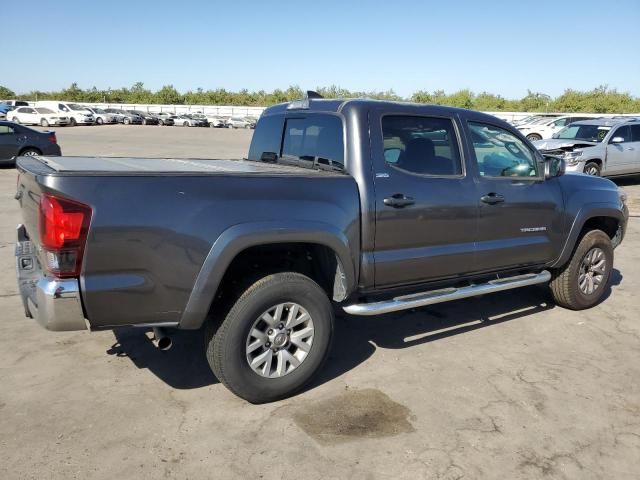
xmin=465 ymin=120 xmax=565 ymax=271
xmin=605 ymin=125 xmax=633 ymax=174
xmin=370 ymin=107 xmax=479 ymax=287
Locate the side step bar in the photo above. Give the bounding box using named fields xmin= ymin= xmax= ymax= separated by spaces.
xmin=343 ymin=270 xmax=552 ymax=316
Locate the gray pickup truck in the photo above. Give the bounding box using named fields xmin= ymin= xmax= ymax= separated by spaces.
xmin=15 ymin=97 xmax=629 ymax=403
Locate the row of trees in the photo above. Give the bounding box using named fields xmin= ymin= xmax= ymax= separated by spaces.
xmin=1 ymin=83 xmax=638 ymax=113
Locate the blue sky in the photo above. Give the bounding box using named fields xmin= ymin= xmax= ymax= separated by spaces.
xmin=4 ymin=0 xmax=639 ymax=98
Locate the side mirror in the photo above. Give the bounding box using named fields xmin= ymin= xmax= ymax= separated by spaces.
xmin=610 ymin=136 xmax=624 ymax=144
xmin=544 ymin=155 xmax=565 ymax=179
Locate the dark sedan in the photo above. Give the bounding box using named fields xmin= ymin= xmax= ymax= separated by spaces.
xmin=0 ymin=121 xmax=61 ymax=167
xmin=127 ymin=110 xmax=160 ymax=125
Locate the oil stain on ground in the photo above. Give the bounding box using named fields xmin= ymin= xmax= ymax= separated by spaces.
xmin=292 ymin=388 xmax=415 ymax=445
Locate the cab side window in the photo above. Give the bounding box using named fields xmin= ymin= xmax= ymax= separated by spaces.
xmin=382 ymin=116 xmax=462 ymax=176
xmin=468 ymin=122 xmax=539 ymax=178
xmin=611 ymin=126 xmax=631 ymax=143
xmin=58 ymin=104 xmax=69 ymax=112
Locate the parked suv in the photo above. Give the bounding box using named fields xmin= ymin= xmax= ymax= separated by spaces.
xmin=518 ymin=115 xmax=595 ymax=141
xmin=533 ymin=118 xmax=640 ymax=177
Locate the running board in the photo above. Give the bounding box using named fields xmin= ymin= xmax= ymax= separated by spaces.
xmin=343 ymin=270 xmax=551 ymax=316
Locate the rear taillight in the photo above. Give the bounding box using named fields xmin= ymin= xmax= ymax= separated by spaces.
xmin=39 ymin=194 xmax=92 ymax=277
xmin=47 ymin=133 xmax=57 ymax=144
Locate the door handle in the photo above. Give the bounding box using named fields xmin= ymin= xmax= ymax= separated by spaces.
xmin=384 ymin=194 xmax=415 ymax=208
xmin=480 ymin=193 xmax=505 ymax=205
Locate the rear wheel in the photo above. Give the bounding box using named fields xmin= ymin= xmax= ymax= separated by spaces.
xmin=205 ymin=272 xmax=334 ymax=403
xmin=549 ymin=229 xmax=613 ymax=310
xmin=40 ymin=118 xmax=49 ymax=127
xmin=183 ymin=121 xmax=189 ymax=127
xmin=158 ymin=119 xmax=164 ymax=126
xmin=96 ymin=117 xmax=103 ymax=125
xmin=584 ymin=161 xmax=601 ymax=176
xmin=18 ymin=148 xmax=41 ymax=157
xmin=526 ymin=133 xmax=542 ymax=141
xmin=123 ymin=117 xmax=130 ymax=125
xmin=69 ymin=118 xmax=77 ymax=127
xmin=12 ymin=117 xmax=20 ymax=124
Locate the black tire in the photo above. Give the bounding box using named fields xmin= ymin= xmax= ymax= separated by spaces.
xmin=40 ymin=118 xmax=49 ymax=127
xmin=526 ymin=133 xmax=542 ymax=141
xmin=158 ymin=119 xmax=164 ymax=126
xmin=584 ymin=161 xmax=601 ymax=176
xmin=12 ymin=117 xmax=20 ymax=124
xmin=69 ymin=118 xmax=77 ymax=127
xmin=123 ymin=117 xmax=130 ymax=125
xmin=549 ymin=229 xmax=613 ymax=310
xmin=183 ymin=121 xmax=189 ymax=127
xmin=205 ymin=272 xmax=334 ymax=403
xmin=96 ymin=117 xmax=103 ymax=125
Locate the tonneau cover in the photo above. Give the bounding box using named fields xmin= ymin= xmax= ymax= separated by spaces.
xmin=24 ymin=156 xmax=340 ymax=176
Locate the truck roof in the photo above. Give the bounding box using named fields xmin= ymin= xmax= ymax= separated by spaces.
xmin=262 ymin=98 xmax=506 ymax=124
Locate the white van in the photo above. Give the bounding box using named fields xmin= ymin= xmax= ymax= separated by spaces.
xmin=35 ymin=101 xmax=95 ymax=126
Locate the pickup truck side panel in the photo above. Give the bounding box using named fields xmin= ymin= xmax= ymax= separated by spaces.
xmin=17 ymin=168 xmax=360 ymax=329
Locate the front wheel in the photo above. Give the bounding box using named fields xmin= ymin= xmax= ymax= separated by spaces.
xmin=526 ymin=133 xmax=542 ymax=141
xmin=40 ymin=118 xmax=49 ymax=127
xmin=96 ymin=117 xmax=103 ymax=125
xmin=205 ymin=272 xmax=334 ymax=403
xmin=549 ymin=229 xmax=613 ymax=310
xmin=12 ymin=117 xmax=20 ymax=124
xmin=123 ymin=117 xmax=130 ymax=125
xmin=69 ymin=118 xmax=77 ymax=127
xmin=584 ymin=161 xmax=601 ymax=176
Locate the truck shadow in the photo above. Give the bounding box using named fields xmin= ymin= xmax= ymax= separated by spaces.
xmin=108 ymin=328 xmax=218 ymax=389
xmin=106 ymin=269 xmax=622 ymax=393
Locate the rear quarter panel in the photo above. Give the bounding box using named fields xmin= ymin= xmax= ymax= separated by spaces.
xmin=34 ymin=173 xmax=360 ymax=328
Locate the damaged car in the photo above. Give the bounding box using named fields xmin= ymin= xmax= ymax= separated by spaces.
xmin=532 ymin=117 xmax=640 ymax=177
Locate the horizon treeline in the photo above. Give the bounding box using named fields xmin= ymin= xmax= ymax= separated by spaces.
xmin=1 ymin=83 xmax=639 ymax=113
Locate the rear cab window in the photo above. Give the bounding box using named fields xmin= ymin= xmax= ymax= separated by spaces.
xmin=249 ymin=114 xmax=344 ymax=168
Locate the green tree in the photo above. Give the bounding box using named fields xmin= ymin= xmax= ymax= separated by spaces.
xmin=0 ymin=85 xmax=15 ymax=98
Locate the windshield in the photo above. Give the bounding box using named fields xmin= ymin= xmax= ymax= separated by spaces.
xmin=554 ymin=125 xmax=611 ymax=142
xmin=68 ymin=104 xmax=88 ymax=111
xmin=35 ymin=107 xmax=54 ymax=114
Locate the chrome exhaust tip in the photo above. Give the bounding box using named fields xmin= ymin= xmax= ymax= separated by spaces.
xmin=152 ymin=327 xmax=172 ymax=351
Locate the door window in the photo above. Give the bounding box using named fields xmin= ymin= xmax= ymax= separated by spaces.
xmin=0 ymin=125 xmax=15 ymax=134
xmin=611 ymin=126 xmax=631 ymax=143
xmin=468 ymin=122 xmax=539 ymax=178
xmin=381 ymin=116 xmax=462 ymax=176
xmin=631 ymin=125 xmax=640 ymax=142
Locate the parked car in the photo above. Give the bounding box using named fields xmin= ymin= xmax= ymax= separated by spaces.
xmin=34 ymin=101 xmax=95 ymax=126
xmin=173 ymin=115 xmax=207 ymax=127
xmin=226 ymin=116 xmax=255 ymax=129
xmin=511 ymin=114 xmax=560 ymax=127
xmin=533 ymin=118 xmax=640 ymax=177
xmin=84 ymin=107 xmax=117 ymax=125
xmin=14 ymin=97 xmax=628 ymax=403
xmin=205 ymin=115 xmax=226 ymax=128
xmin=8 ymin=106 xmax=70 ymax=127
xmin=518 ymin=115 xmax=595 ymax=141
xmin=150 ymin=112 xmax=175 ymax=126
xmin=0 ymin=100 xmax=30 ymax=108
xmin=127 ymin=110 xmax=160 ymax=125
xmin=103 ymin=109 xmax=144 ymax=125
xmin=0 ymin=120 xmax=61 ymax=166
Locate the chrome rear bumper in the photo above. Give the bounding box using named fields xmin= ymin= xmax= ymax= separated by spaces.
xmin=15 ymin=224 xmax=88 ymax=331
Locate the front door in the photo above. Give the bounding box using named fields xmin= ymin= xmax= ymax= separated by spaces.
xmin=465 ymin=121 xmax=565 ymax=271
xmin=605 ymin=125 xmax=633 ymax=174
xmin=371 ymin=109 xmax=479 ymax=288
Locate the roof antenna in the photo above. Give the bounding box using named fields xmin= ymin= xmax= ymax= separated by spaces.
xmin=306 ymin=90 xmax=324 ymax=99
